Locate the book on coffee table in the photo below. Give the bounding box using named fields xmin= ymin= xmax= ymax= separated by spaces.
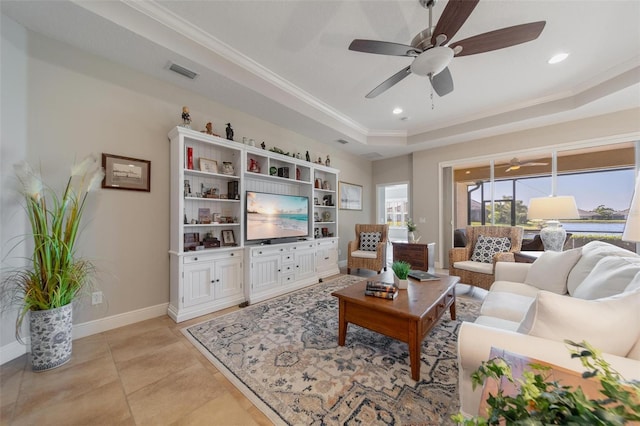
xmin=364 ymin=289 xmax=398 ymax=299
xmin=408 ymin=270 xmax=440 ymax=281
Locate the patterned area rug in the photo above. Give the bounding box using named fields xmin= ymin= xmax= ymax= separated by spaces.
xmin=183 ymin=275 xmax=481 ymax=425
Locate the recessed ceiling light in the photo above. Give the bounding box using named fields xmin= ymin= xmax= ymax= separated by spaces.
xmin=392 ymin=107 xmax=403 ymax=114
xmin=548 ymin=53 xmax=569 ymax=64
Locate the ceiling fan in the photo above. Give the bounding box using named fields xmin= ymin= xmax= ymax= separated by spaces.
xmin=348 ymin=0 xmax=546 ymax=98
xmin=501 ymin=157 xmax=549 ymax=172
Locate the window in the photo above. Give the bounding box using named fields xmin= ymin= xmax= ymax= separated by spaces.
xmin=452 ymin=142 xmax=636 ymax=248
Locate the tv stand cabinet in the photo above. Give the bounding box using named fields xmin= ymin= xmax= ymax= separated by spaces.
xmin=168 ymin=127 xmax=340 ymax=322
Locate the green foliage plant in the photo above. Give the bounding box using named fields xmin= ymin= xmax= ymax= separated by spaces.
xmin=406 ymin=218 xmax=417 ymax=232
xmin=2 ymin=155 xmax=104 ymax=340
xmin=391 ymin=261 xmax=411 ymax=280
xmin=452 ymin=340 xmax=640 ymax=425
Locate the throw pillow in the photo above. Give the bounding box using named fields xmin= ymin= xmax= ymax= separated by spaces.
xmin=359 ymin=232 xmax=381 ymax=251
xmin=516 ymin=289 xmax=640 ymax=357
xmin=523 ymin=248 xmax=582 ymax=294
xmin=573 ymin=256 xmax=640 ymax=300
xmin=470 ymin=235 xmax=511 ymax=263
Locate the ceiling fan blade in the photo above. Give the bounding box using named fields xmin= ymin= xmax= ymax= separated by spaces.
xmin=349 ymin=39 xmax=421 ymax=56
xmin=430 ymin=0 xmax=479 ymax=47
xmin=450 ymin=21 xmax=546 ymax=57
xmin=522 ymin=162 xmax=549 ymax=166
xmin=365 ymin=66 xmax=412 ymax=98
xmin=431 ymin=67 xmax=454 ymax=97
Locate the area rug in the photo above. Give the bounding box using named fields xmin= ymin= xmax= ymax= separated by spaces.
xmin=183 ymin=275 xmax=481 ymax=425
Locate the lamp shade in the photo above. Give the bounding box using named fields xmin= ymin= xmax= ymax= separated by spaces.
xmin=528 ymin=196 xmax=580 ymax=220
xmin=623 ymin=175 xmax=640 ymax=242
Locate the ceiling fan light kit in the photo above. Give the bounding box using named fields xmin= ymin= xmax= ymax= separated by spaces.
xmin=348 ymin=0 xmax=546 ymax=99
xmin=410 ymin=47 xmax=454 ymax=77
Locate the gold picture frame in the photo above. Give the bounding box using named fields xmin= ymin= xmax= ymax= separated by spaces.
xmin=338 ymin=181 xmax=362 ymax=210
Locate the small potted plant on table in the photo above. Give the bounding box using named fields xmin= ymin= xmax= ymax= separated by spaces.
xmin=392 ymin=261 xmax=411 ymax=289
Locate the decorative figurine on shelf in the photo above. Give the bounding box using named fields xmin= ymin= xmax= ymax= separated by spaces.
xmin=184 ymin=179 xmax=191 ymax=197
xmin=225 ymin=123 xmax=234 ymax=141
xmin=316 ymin=157 xmax=322 ymax=164
xmin=181 ymin=106 xmax=191 ymax=128
xmin=306 ymin=151 xmax=311 ymax=162
xmin=261 ymin=141 xmax=266 ymax=150
xmin=325 ymin=155 xmax=330 ymax=167
xmin=295 ymin=152 xmax=301 ymax=160
xmin=201 ymin=122 xmax=220 ymax=137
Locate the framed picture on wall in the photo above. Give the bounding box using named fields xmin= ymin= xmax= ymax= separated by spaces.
xmin=339 ymin=181 xmax=362 ymax=210
xmin=102 ymin=153 xmax=151 ymax=192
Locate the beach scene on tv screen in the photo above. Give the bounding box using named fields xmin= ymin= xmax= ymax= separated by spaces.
xmin=247 ymin=192 xmax=308 ymax=240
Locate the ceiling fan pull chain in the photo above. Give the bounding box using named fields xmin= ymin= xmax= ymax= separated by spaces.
xmin=430 ymin=77 xmax=435 ymax=109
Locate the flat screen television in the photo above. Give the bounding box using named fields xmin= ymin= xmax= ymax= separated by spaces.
xmin=245 ymin=191 xmax=309 ymax=242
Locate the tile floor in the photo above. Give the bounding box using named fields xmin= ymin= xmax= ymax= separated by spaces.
xmin=1 ymin=267 xmax=483 ymax=425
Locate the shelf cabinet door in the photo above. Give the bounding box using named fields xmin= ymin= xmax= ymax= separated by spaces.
xmin=183 ymin=262 xmax=215 ymax=308
xmin=251 ymin=254 xmax=282 ymax=291
xmin=214 ymin=256 xmax=243 ymax=299
xmin=294 ymin=247 xmax=316 ymax=281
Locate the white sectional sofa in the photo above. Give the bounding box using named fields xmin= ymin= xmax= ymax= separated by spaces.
xmin=457 ymin=241 xmax=640 ymax=416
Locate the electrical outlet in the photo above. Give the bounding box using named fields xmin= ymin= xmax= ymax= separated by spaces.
xmin=91 ymin=291 xmax=103 ymax=305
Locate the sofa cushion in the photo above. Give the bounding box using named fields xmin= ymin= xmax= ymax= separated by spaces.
xmin=566 ymin=241 xmax=638 ymax=295
xmin=480 ymin=292 xmax=535 ymax=322
xmin=359 ymin=232 xmax=381 ymax=251
xmin=517 ymin=289 xmax=640 ymax=357
xmin=523 ymin=248 xmax=582 ymax=294
xmin=573 ymin=256 xmax=640 ymax=300
xmin=470 ymin=235 xmax=511 ymax=263
xmin=489 ymin=281 xmax=541 ymax=298
xmin=627 ymin=272 xmax=640 ymax=292
xmin=474 ymin=315 xmax=521 ymax=331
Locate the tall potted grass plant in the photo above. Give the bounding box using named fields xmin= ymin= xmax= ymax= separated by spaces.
xmin=2 ymin=155 xmax=103 ymax=371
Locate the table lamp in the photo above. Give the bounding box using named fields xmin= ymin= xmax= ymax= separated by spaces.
xmin=623 ymin=175 xmax=640 ymax=242
xmin=528 ymin=196 xmax=579 ymax=251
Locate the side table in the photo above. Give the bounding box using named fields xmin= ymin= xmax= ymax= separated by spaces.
xmin=513 ymin=251 xmax=544 ymax=263
xmin=392 ymin=241 xmax=435 ymax=272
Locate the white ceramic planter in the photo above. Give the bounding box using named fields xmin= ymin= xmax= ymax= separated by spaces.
xmin=393 ymin=274 xmax=409 ymax=290
xmin=29 ymin=303 xmax=73 ymax=371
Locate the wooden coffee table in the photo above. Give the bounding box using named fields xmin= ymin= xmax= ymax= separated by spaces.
xmin=331 ymin=275 xmax=459 ymax=381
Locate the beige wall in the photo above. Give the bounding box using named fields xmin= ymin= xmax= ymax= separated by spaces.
xmin=0 ymin=17 xmax=371 ymax=350
xmin=374 ymin=108 xmax=640 ymax=266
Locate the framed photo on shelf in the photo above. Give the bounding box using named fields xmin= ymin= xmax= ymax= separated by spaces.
xmin=199 ymin=158 xmax=218 ymax=174
xmin=221 ymin=230 xmax=236 ymax=246
xmin=102 ymin=153 xmax=151 ymax=192
xmin=198 ymin=208 xmax=211 ymax=224
xmin=338 ymin=181 xmax=362 ymax=210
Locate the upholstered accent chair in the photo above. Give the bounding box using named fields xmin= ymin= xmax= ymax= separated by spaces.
xmin=347 ymin=224 xmax=389 ymax=274
xmin=448 ymin=226 xmax=524 ymax=290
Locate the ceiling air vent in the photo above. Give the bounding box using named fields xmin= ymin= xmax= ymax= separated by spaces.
xmin=336 ymin=139 xmax=349 ymax=145
xmin=168 ymin=62 xmax=198 ymax=80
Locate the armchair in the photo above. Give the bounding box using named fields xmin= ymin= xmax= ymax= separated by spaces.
xmin=448 ymin=225 xmax=523 ymax=290
xmin=347 ymin=224 xmax=388 ymax=274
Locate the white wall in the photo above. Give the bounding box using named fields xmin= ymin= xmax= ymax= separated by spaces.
xmin=1 ymin=15 xmax=29 ymax=350
xmin=0 ymin=16 xmax=372 ymax=356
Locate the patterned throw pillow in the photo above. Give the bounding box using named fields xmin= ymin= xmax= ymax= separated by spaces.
xmin=470 ymin=235 xmax=512 ymax=263
xmin=359 ymin=232 xmax=381 ymax=251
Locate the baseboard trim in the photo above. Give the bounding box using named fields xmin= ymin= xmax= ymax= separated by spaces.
xmin=0 ymin=303 xmax=169 ymax=365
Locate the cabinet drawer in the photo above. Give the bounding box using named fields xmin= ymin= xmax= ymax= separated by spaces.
xmin=251 ymin=246 xmax=290 ymax=257
xmin=282 ymin=253 xmax=294 ymax=264
xmin=281 ymin=273 xmax=295 ymax=284
xmin=184 ymin=250 xmax=242 ymax=264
